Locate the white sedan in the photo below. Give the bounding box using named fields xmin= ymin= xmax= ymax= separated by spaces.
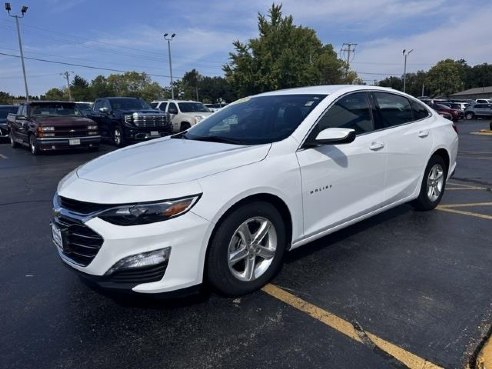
xmin=52 ymin=85 xmax=458 ymax=296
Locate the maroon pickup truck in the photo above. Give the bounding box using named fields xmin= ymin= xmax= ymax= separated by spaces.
xmin=7 ymin=101 xmax=101 ymax=155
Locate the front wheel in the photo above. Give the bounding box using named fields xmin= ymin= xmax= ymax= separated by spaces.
xmin=180 ymin=122 xmax=191 ymax=131
xmin=10 ymin=131 xmax=19 ymax=148
xmin=113 ymin=126 xmax=125 ymax=147
xmin=465 ymin=112 xmax=474 ymax=120
xmin=206 ymin=202 xmax=286 ymax=296
xmin=412 ymin=155 xmax=447 ymax=211
xmin=29 ymin=134 xmax=40 ymax=155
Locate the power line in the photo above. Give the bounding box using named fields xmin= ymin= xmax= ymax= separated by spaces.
xmin=0 ymin=51 xmax=179 ymax=79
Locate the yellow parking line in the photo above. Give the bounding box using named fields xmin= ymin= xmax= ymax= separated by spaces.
xmin=446 ymin=187 xmax=485 ymax=191
xmin=477 ymin=335 xmax=492 ymax=369
xmin=470 ymin=130 xmax=492 ymax=136
xmin=262 ymin=284 xmax=443 ymax=369
xmin=437 ymin=207 xmax=492 ymax=220
xmin=439 ymin=202 xmax=492 ymax=208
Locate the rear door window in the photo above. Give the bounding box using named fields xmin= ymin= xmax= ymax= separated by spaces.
xmin=373 ymin=92 xmax=414 ymax=128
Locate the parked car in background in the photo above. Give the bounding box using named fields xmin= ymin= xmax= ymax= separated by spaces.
xmin=204 ymin=103 xmax=228 ymax=112
xmin=75 ymin=101 xmax=94 ymax=117
xmin=150 ymin=100 xmax=213 ymax=132
xmin=0 ymin=105 xmax=18 ymax=139
xmin=439 ymin=102 xmax=465 ymax=119
xmin=427 ymin=102 xmax=460 ymax=122
xmin=463 ymin=103 xmax=492 ymax=120
xmin=52 ymin=85 xmax=458 ymax=296
xmin=475 ymin=99 xmax=492 ymax=104
xmin=8 ymin=101 xmax=100 ymax=155
xmin=89 ymin=97 xmax=172 ymax=147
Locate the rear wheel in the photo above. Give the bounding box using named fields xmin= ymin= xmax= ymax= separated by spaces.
xmin=412 ymin=155 xmax=447 ymax=211
xmin=29 ymin=134 xmax=40 ymax=155
xmin=465 ymin=112 xmax=474 ymax=120
xmin=206 ymin=202 xmax=286 ymax=296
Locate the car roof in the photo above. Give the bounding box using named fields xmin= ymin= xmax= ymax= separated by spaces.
xmin=255 ymin=84 xmax=397 ymax=97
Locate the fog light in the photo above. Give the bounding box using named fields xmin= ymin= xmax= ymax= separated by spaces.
xmin=105 ymin=247 xmax=171 ymax=275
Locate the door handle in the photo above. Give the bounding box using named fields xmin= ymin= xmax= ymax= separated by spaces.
xmin=418 ymin=130 xmax=429 ymax=138
xmin=369 ymin=142 xmax=385 ymax=151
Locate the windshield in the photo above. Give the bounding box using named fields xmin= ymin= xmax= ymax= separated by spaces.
xmin=30 ymin=103 xmax=81 ymax=117
xmin=75 ymin=103 xmax=92 ymax=110
xmin=183 ymin=94 xmax=326 ymax=145
xmin=109 ymin=98 xmax=152 ymax=110
xmin=0 ymin=106 xmax=18 ymax=119
xmin=178 ymin=102 xmax=210 ymax=113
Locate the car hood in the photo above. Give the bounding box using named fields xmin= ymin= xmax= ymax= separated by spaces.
xmin=34 ymin=116 xmax=95 ymax=126
xmin=76 ymin=137 xmax=271 ymax=186
xmin=118 ymin=109 xmax=165 ymax=115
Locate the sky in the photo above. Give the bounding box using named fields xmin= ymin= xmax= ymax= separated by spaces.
xmin=1 ymin=0 xmax=491 ymax=97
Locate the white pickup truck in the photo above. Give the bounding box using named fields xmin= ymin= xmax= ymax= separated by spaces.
xmin=150 ymin=100 xmax=213 ymax=132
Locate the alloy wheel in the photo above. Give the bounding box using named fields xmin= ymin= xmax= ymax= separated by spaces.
xmin=426 ymin=163 xmax=444 ymax=202
xmin=227 ymin=217 xmax=277 ymax=282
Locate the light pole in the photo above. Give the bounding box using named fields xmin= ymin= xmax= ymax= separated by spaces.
xmin=402 ymin=48 xmax=413 ymax=93
xmin=164 ymin=33 xmax=176 ymax=99
xmin=5 ymin=3 xmax=29 ymax=102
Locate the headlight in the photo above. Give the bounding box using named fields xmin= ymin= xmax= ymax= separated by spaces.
xmin=40 ymin=126 xmax=55 ymax=132
xmin=98 ymin=195 xmax=201 ymax=225
xmin=88 ymin=125 xmax=98 ymax=130
xmin=124 ymin=114 xmax=133 ymax=123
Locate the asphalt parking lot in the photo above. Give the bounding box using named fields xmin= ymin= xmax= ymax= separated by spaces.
xmin=0 ymin=119 xmax=491 ymax=369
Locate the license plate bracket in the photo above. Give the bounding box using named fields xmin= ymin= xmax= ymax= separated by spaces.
xmin=69 ymin=138 xmax=80 ymax=145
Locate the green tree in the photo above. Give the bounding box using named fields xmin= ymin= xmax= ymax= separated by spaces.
xmin=224 ymin=3 xmax=349 ymax=97
xmin=42 ymin=88 xmax=65 ymax=100
xmin=71 ymin=75 xmax=92 ymax=101
xmin=90 ymin=75 xmax=115 ymax=98
xmin=0 ymin=91 xmax=15 ymax=104
xmin=426 ymin=59 xmax=464 ymax=97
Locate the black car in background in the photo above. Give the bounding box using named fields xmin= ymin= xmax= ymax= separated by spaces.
xmin=0 ymin=105 xmax=19 ymax=138
xmin=89 ymin=97 xmax=172 ymax=147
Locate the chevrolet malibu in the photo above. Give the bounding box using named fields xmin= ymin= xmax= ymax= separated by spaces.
xmin=52 ymin=85 xmax=458 ymax=296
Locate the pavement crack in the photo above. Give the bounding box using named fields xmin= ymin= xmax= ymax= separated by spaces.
xmin=0 ymin=200 xmax=50 ymax=207
xmin=351 ymin=320 xmax=410 ymax=369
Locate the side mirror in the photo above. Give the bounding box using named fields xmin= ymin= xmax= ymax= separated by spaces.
xmin=99 ymin=107 xmax=109 ymax=114
xmin=307 ymin=128 xmax=356 ymax=146
xmin=168 ymin=108 xmax=178 ymax=115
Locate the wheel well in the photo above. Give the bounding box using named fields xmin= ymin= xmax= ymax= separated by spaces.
xmin=204 ymin=193 xmax=293 ymax=279
xmin=432 ymin=148 xmax=450 ymax=173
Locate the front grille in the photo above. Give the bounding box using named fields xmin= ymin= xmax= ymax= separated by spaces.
xmin=109 ymin=263 xmax=168 ymax=284
xmin=59 ymin=196 xmax=113 ymax=214
xmin=133 ymin=115 xmax=169 ymax=128
xmin=53 ymin=125 xmax=93 ymax=137
xmin=54 ymin=215 xmax=104 ymax=267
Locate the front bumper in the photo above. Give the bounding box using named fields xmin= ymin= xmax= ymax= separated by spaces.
xmin=125 ymin=127 xmax=173 ymax=142
xmin=38 ymin=136 xmax=101 ymax=150
xmin=53 ymin=206 xmax=212 ymax=294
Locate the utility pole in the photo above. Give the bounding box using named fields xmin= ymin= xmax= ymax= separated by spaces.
xmin=61 ymin=71 xmax=73 ymax=101
xmin=340 ymin=43 xmax=357 ymax=80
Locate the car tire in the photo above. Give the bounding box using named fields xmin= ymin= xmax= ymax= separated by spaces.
xmin=412 ymin=155 xmax=447 ymax=211
xmin=465 ymin=112 xmax=474 ymax=120
xmin=180 ymin=122 xmax=191 ymax=131
xmin=9 ymin=131 xmax=19 ymax=148
xmin=29 ymin=134 xmax=40 ymax=155
xmin=206 ymin=201 xmax=286 ymax=296
xmin=113 ymin=126 xmax=125 ymax=147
